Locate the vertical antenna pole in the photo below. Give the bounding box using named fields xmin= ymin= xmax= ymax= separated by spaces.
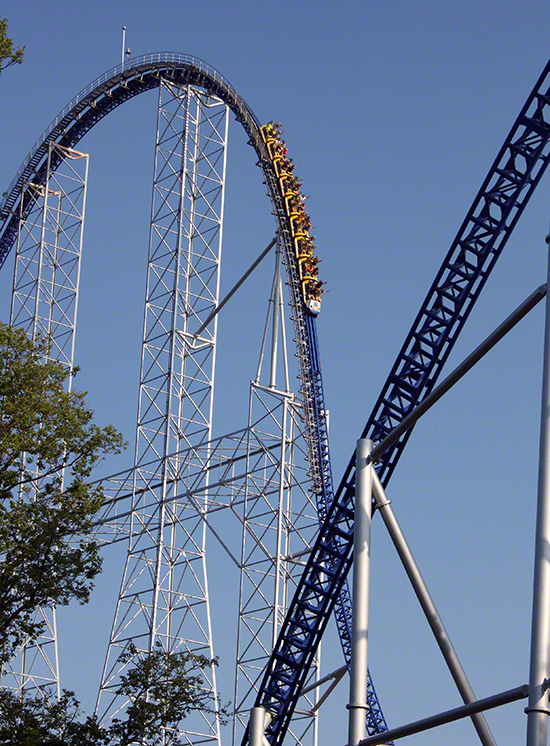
xmin=348 ymin=438 xmax=374 ymax=746
xmin=526 ymin=235 xmax=550 ymax=746
xmin=121 ymin=26 xmax=126 ymax=66
xmin=270 ymin=238 xmax=281 ymax=389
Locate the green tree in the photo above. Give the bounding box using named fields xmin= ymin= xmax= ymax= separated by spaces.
xmin=0 ymin=323 xmax=227 ymax=743
xmin=0 ymin=322 xmax=124 ymax=662
xmin=0 ymin=18 xmax=24 ymax=74
xmin=109 ymin=644 xmax=225 ymax=746
xmin=0 ymin=646 xmax=226 ymax=745
xmin=0 ymin=688 xmax=108 ymax=745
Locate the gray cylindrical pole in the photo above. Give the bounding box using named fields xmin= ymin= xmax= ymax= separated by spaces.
xmin=348 ymin=439 xmax=374 ymax=746
xmin=121 ymin=26 xmax=126 ymax=66
xmin=372 ymin=472 xmax=496 ymax=746
xmin=358 ymin=684 xmax=529 ymax=746
xmin=526 ymin=238 xmax=550 ymax=746
xmin=250 ymin=706 xmax=267 ymax=746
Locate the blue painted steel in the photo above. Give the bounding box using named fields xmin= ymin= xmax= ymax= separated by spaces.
xmin=0 ymin=54 xmax=389 ymax=744
xmin=261 ymin=153 xmax=391 ymax=740
xmin=305 ymin=314 xmax=390 ymax=736
xmin=253 ymin=59 xmax=550 ymax=746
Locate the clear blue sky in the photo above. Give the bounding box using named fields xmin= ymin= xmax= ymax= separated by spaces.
xmin=2 ymin=1 xmax=550 ymax=744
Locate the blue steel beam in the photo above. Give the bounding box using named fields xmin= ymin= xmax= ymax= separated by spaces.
xmin=305 ymin=314 xmax=389 ymax=737
xmin=252 ymin=59 xmax=550 ymax=746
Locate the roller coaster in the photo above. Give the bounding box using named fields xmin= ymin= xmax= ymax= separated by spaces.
xmin=1 ymin=51 xmax=550 ymax=746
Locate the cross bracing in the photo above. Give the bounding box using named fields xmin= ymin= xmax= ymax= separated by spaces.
xmin=96 ymin=81 xmax=228 ymax=746
xmin=233 ymin=383 xmax=321 ymax=746
xmin=10 ymin=142 xmax=88 ymax=370
xmin=90 ymin=356 xmax=324 ymax=746
xmin=2 ymin=605 xmax=60 ymax=698
xmin=1 ymin=142 xmax=88 ymax=700
xmin=95 ymin=430 xmax=289 ymax=546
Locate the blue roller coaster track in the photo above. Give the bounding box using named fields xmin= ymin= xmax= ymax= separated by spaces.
xmin=0 ymin=52 xmax=388 ymax=742
xmin=3 ymin=52 xmax=550 ymax=746
xmin=253 ymin=58 xmax=550 ymax=746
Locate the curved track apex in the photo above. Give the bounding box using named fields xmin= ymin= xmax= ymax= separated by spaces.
xmin=0 ymin=53 xmax=370 ymax=746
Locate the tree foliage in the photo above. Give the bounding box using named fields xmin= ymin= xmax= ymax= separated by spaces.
xmin=109 ymin=644 xmax=226 ymax=746
xmin=0 ymin=323 xmax=227 ymax=743
xmin=0 ymin=646 xmax=227 ymax=745
xmin=0 ymin=688 xmax=107 ymax=745
xmin=0 ymin=18 xmax=24 ymax=75
xmin=0 ymin=322 xmax=125 ymax=662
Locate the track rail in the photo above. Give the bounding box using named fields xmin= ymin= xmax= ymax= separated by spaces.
xmin=0 ymin=53 xmax=388 ymax=744
xmin=252 ymin=59 xmax=550 ymax=746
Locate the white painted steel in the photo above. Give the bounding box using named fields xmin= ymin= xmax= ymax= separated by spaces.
xmin=270 ymin=240 xmax=281 ymax=389
xmin=3 ymin=142 xmax=88 ymax=699
xmin=250 ymin=707 xmax=268 ymax=746
xmin=10 ymin=142 xmax=88 ymax=371
xmin=97 ymin=80 xmax=228 ymax=746
xmin=526 ymin=239 xmax=550 ymax=746
xmin=348 ymin=439 xmax=374 ymax=746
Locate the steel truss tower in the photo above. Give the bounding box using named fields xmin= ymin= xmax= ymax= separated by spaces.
xmin=95 ymin=201 xmax=325 ymax=746
xmin=233 ymin=255 xmax=321 ymax=746
xmin=97 ymin=80 xmax=229 ymax=746
xmin=3 ymin=141 xmax=89 ymax=696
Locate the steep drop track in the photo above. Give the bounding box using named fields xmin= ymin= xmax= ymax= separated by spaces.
xmin=0 ymin=52 xmax=387 ymax=743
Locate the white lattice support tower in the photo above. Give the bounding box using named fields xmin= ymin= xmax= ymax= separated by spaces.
xmin=10 ymin=142 xmax=88 ymax=369
xmin=2 ymin=142 xmax=88 ymax=698
xmin=97 ymin=80 xmax=228 ymax=745
xmin=232 ymin=384 xmax=321 ymax=746
xmin=232 ymin=251 xmax=321 ymax=746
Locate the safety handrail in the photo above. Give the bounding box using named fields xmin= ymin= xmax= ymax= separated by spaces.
xmin=1 ymin=52 xmax=245 ymax=214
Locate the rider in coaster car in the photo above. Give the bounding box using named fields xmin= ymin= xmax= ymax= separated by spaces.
xmin=307 ymin=277 xmax=327 ymax=296
xmin=302 ymin=259 xmax=319 ymax=278
xmin=280 ymin=157 xmax=295 ymax=173
xmin=288 ymin=193 xmax=304 ymax=211
xmin=288 ymin=175 xmax=302 ymax=191
xmin=288 ymin=192 xmax=301 ymax=206
xmin=304 ymin=255 xmax=321 ymax=272
xmin=296 ymin=236 xmax=315 ymax=256
xmin=289 ymin=193 xmax=307 ymax=214
xmin=264 ymin=120 xmax=283 ymax=137
xmin=296 ymin=214 xmax=312 ymax=232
